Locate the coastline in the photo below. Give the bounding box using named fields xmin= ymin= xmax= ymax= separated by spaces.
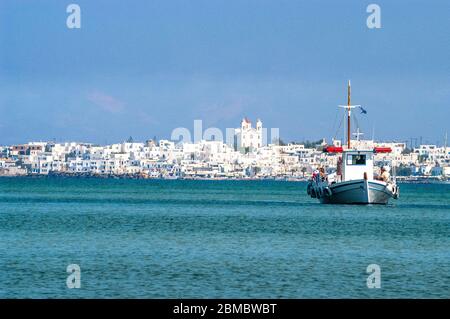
xmin=0 ymin=173 xmax=448 ymax=184
xmin=0 ymin=172 xmax=307 ymax=182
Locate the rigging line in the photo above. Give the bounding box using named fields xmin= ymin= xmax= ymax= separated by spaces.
xmin=334 ymin=110 xmax=345 ymax=140
xmin=330 ymin=108 xmax=340 ymax=140
xmin=352 ymin=112 xmax=361 ymax=134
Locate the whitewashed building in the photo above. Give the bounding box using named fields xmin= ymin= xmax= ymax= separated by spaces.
xmin=233 ymin=118 xmax=263 ymax=152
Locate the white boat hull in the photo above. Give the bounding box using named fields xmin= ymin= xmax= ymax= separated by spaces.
xmin=310 ymin=179 xmax=397 ymax=205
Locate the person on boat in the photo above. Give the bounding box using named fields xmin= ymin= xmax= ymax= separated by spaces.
xmin=336 ymin=156 xmax=342 ymax=182
xmin=381 ymin=166 xmax=391 ymax=182
xmin=319 ymin=167 xmax=327 ymax=181
xmin=376 ymin=166 xmax=391 ymax=182
xmin=312 ymin=169 xmax=319 ymax=182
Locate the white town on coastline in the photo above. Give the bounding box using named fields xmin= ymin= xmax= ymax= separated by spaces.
xmin=1 ymin=118 xmax=449 ymax=181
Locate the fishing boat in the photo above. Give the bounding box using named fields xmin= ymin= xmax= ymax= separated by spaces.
xmin=307 ymin=81 xmax=399 ymax=204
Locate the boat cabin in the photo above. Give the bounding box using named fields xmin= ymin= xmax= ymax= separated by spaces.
xmin=342 ymin=150 xmax=373 ymax=181
xmin=323 ymin=146 xmax=392 ymax=182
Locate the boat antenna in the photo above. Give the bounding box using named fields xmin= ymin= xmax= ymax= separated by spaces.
xmin=338 ymin=80 xmax=360 ymax=149
xmin=443 ymin=132 xmax=448 ymax=180
xmin=445 ymin=131 xmax=448 ymax=152
xmin=353 ymin=127 xmax=364 ymax=141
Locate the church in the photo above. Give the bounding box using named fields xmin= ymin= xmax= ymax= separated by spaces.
xmin=233 ymin=118 xmax=264 ymax=153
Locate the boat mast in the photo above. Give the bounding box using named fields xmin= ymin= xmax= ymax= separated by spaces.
xmin=347 ymin=80 xmax=351 ymax=149
xmin=339 ymin=81 xmax=360 ymax=150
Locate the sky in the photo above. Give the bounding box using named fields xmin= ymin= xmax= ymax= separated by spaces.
xmin=0 ymin=0 xmax=449 ymax=146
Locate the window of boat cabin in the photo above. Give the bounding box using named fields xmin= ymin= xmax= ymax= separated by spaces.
xmin=346 ymin=154 xmax=366 ymax=165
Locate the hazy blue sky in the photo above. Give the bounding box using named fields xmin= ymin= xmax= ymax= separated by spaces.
xmin=0 ymin=0 xmax=449 ymax=145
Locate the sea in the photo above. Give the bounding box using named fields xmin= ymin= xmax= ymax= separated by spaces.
xmin=0 ymin=177 xmax=449 ymax=298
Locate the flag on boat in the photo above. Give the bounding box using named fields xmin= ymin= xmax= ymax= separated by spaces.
xmin=358 ymin=106 xmax=367 ymax=114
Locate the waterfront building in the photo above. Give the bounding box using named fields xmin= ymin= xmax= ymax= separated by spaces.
xmin=233 ymin=118 xmax=263 ymax=152
xmin=0 ymin=119 xmax=447 ymax=180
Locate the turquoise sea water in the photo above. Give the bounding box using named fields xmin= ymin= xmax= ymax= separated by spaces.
xmin=0 ymin=177 xmax=449 ymax=298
